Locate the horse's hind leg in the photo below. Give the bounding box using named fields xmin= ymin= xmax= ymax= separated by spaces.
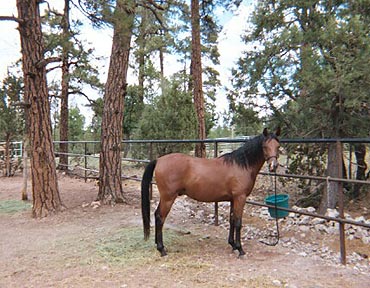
xmin=154 ymin=206 xmax=166 ymax=256
xmin=154 ymin=199 xmax=175 ymax=256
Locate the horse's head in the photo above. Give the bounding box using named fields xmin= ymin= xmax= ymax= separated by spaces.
xmin=262 ymin=127 xmax=281 ymax=172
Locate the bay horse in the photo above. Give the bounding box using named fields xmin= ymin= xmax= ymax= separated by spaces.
xmin=141 ymin=128 xmax=281 ymax=257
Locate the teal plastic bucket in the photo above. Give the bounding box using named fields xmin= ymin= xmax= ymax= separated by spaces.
xmin=264 ymin=194 xmax=290 ymax=218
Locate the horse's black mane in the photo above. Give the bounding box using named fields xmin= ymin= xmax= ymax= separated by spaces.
xmin=220 ymin=133 xmax=278 ymax=169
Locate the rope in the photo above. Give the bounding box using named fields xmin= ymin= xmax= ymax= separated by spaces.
xmin=260 ymin=173 xmax=280 ymax=246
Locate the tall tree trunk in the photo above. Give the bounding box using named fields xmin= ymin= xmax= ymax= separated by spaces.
xmin=137 ymin=9 xmax=147 ymax=104
xmin=319 ymin=87 xmax=344 ymax=213
xmin=191 ymin=0 xmax=206 ymax=158
xmin=17 ymin=0 xmax=63 ymax=217
xmin=352 ymin=143 xmax=367 ymax=199
xmin=58 ymin=0 xmax=71 ymax=171
xmin=4 ymin=133 xmax=11 ymax=177
xmin=319 ymin=143 xmax=340 ymax=213
xmin=21 ymin=99 xmax=30 ymax=200
xmin=98 ymin=0 xmax=134 ymax=203
xmin=159 ymin=46 xmax=165 ymax=95
xmin=21 ymin=137 xmax=28 ymax=200
xmin=138 ymin=50 xmax=145 ymax=103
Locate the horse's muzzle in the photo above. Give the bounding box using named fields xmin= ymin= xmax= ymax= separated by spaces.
xmin=269 ymin=162 xmax=278 ymax=172
xmin=266 ymin=156 xmax=278 ymax=172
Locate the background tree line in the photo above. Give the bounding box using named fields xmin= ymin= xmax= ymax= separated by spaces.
xmin=0 ymin=0 xmax=369 ymax=217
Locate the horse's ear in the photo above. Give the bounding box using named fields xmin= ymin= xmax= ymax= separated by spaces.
xmin=263 ymin=128 xmax=268 ymax=137
xmin=275 ymin=127 xmax=281 ymax=137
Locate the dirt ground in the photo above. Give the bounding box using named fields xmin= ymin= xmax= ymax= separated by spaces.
xmin=0 ymin=173 xmax=369 ymax=288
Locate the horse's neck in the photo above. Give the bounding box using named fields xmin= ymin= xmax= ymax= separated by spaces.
xmin=249 ymin=158 xmax=265 ymax=180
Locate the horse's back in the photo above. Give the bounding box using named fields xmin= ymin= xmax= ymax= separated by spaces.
xmin=155 ymin=153 xmax=216 ymax=179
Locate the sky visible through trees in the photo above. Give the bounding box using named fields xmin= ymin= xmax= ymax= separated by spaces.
xmin=0 ymin=0 xmax=255 ymax=126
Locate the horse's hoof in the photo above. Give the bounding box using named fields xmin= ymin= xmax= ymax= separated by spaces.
xmin=229 ymin=244 xmax=237 ymax=252
xmin=238 ymin=253 xmax=245 ymax=259
xmin=159 ymin=249 xmax=167 ymax=257
xmin=229 ymin=242 xmax=236 ymax=249
xmin=238 ymin=249 xmax=246 ymax=258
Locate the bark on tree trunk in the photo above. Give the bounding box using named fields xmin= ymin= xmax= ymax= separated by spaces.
xmin=58 ymin=0 xmax=71 ymax=171
xmin=352 ymin=143 xmax=367 ymax=199
xmin=319 ymin=85 xmax=344 ymax=213
xmin=17 ymin=0 xmax=63 ymax=217
xmin=21 ymin=137 xmax=28 ymax=201
xmin=191 ymin=0 xmax=206 ymax=158
xmin=21 ymin=97 xmax=30 ymax=200
xmin=4 ymin=133 xmax=11 ymax=177
xmin=97 ymin=0 xmax=134 ymax=204
xmin=319 ymin=143 xmax=339 ymax=213
xmin=137 ymin=9 xmax=147 ymax=104
xmin=159 ymin=46 xmax=165 ymax=94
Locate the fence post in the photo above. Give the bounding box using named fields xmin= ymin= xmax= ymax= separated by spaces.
xmin=337 ymin=141 xmax=346 ymax=265
xmin=214 ymin=140 xmax=219 ymax=226
xmin=149 ymin=141 xmax=153 ymax=200
xmin=84 ymin=142 xmax=87 ymax=183
xmin=348 ymin=144 xmax=352 ymax=179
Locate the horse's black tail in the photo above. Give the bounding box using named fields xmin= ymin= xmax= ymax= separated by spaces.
xmin=141 ymin=160 xmax=157 ymax=240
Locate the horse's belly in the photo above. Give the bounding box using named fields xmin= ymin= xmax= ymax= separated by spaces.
xmin=185 ymin=186 xmax=232 ymax=202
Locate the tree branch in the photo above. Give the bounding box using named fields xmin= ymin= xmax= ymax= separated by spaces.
xmin=0 ymin=15 xmax=24 ymax=24
xmin=36 ymin=57 xmax=61 ymax=69
xmin=11 ymin=101 xmax=31 ymax=109
xmin=68 ymin=90 xmax=98 ymax=106
xmin=146 ymin=0 xmax=165 ymax=11
xmin=138 ymin=1 xmax=167 ymax=31
xmin=46 ymin=64 xmax=62 ymax=73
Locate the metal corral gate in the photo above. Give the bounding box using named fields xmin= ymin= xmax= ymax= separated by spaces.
xmin=55 ymin=137 xmax=370 ymax=265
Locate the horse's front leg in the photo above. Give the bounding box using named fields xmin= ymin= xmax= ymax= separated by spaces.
xmin=233 ymin=196 xmax=246 ymax=257
xmin=234 ymin=217 xmax=245 ymax=256
xmin=228 ymin=202 xmax=236 ymax=250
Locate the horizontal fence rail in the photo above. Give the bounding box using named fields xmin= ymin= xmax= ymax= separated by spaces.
xmin=247 ymin=199 xmax=370 ymax=229
xmin=53 ymin=136 xmax=370 ymax=145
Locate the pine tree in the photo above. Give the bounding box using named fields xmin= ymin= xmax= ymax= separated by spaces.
xmin=0 ymin=74 xmax=24 ymax=177
xmin=136 ymin=76 xmax=197 ymax=157
xmin=191 ymin=0 xmax=206 ymax=157
xmin=94 ymin=0 xmax=134 ymax=203
xmin=15 ymin=0 xmax=63 ymax=217
xmin=230 ymin=0 xmax=370 ymax=210
xmin=43 ymin=1 xmax=103 ymax=171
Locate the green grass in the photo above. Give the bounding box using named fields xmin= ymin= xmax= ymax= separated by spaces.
xmin=0 ymin=200 xmax=32 ymax=214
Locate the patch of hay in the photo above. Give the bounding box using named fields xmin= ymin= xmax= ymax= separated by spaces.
xmin=96 ymin=227 xmax=157 ymax=265
xmin=96 ymin=226 xmax=215 ymax=267
xmin=0 ymin=200 xmax=32 ymax=214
